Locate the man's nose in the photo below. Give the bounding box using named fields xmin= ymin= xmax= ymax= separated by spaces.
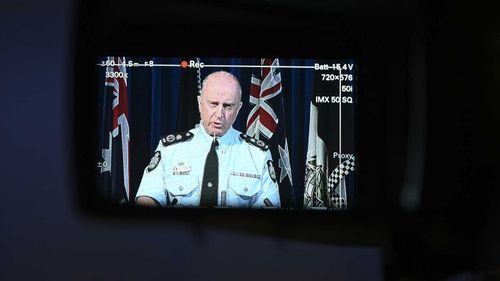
xmin=215 ymin=104 xmax=224 ymax=118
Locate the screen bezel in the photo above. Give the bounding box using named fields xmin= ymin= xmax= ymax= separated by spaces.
xmin=72 ymin=0 xmax=416 ymax=243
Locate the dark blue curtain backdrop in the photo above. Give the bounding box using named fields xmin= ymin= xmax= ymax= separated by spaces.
xmin=98 ymin=57 xmax=321 ymax=206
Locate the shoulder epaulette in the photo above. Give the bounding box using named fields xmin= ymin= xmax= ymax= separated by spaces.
xmin=161 ymin=131 xmax=194 ymax=147
xmin=240 ymin=133 xmax=269 ymax=151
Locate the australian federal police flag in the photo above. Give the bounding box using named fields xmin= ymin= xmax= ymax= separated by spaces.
xmin=98 ymin=56 xmax=131 ymax=204
xmin=246 ymin=58 xmax=295 ymax=208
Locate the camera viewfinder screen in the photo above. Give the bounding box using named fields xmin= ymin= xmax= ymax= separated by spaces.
xmin=96 ymin=57 xmax=356 ymax=210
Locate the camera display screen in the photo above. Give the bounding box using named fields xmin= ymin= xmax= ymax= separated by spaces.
xmin=96 ymin=56 xmax=356 ymax=210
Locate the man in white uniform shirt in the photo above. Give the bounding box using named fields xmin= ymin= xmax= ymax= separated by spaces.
xmin=136 ymin=71 xmax=280 ymax=208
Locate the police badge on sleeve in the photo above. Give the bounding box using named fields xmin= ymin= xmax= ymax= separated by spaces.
xmin=267 ymin=160 xmax=277 ymax=182
xmin=147 ymin=151 xmax=161 ymax=172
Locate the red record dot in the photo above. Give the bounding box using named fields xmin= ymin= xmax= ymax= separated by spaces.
xmin=180 ymin=61 xmax=188 ymax=68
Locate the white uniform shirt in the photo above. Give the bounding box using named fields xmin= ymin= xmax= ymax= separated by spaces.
xmin=136 ymin=123 xmax=281 ymax=208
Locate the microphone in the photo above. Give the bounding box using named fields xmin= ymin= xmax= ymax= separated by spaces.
xmin=170 ymin=198 xmax=178 ymax=208
xmin=220 ymin=191 xmax=227 ymax=206
xmin=263 ymin=198 xmax=273 ymax=207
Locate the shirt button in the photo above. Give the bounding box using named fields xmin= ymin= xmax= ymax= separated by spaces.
xmin=179 ymin=186 xmax=184 ymax=191
xmin=243 ymin=187 xmax=248 ymax=192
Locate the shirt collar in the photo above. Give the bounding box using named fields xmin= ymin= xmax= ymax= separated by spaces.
xmin=197 ymin=121 xmax=237 ymax=145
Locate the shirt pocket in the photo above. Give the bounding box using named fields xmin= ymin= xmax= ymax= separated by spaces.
xmin=165 ymin=175 xmax=199 ymax=206
xmin=227 ymin=175 xmax=261 ymax=207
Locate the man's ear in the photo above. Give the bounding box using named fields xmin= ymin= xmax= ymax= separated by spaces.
xmin=236 ymin=101 xmax=243 ymax=115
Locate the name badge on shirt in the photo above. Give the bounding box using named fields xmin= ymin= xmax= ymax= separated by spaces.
xmin=229 ymin=171 xmax=261 ymax=180
xmin=173 ymin=162 xmax=192 ymax=175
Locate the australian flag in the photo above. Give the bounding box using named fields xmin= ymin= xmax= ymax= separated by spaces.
xmin=98 ymin=56 xmax=131 ymax=204
xmin=246 ymin=58 xmax=295 ymax=208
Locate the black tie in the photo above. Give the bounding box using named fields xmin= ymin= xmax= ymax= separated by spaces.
xmin=200 ymin=139 xmax=219 ymax=207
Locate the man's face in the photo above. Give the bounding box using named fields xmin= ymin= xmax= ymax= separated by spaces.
xmin=198 ymin=72 xmax=242 ymax=137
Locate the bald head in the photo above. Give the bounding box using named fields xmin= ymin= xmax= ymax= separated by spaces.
xmin=197 ymin=71 xmax=243 ymax=137
xmin=201 ymin=71 xmax=242 ymax=101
